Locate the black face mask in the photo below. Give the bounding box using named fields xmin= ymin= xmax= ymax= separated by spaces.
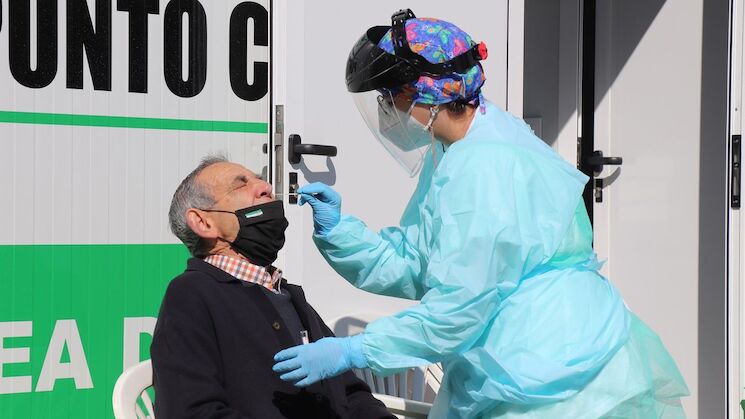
xmin=202 ymin=200 xmax=289 ymax=266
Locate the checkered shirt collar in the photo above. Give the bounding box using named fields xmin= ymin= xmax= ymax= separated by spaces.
xmin=203 ymin=254 xmax=283 ymax=292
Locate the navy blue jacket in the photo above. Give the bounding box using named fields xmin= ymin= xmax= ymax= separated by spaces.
xmin=151 ymin=258 xmax=394 ymax=419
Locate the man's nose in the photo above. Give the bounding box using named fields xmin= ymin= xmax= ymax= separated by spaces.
xmin=255 ymin=181 xmax=273 ymax=199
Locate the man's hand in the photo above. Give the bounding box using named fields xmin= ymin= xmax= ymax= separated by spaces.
xmin=297 ymin=183 xmax=341 ymax=236
xmin=273 ymin=335 xmax=367 ymax=387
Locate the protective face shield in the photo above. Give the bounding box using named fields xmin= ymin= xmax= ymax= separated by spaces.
xmin=346 ymin=9 xmax=487 ymax=176
xmin=352 ymin=89 xmax=437 ymax=177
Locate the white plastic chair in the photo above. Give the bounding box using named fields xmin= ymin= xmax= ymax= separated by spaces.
xmin=112 ymin=360 xmax=155 ymax=419
xmin=328 ymin=312 xmax=442 ymax=416
xmin=111 ymin=359 xmax=431 ymax=419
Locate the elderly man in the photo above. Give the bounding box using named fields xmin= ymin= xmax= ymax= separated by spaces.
xmin=151 ymin=155 xmax=394 ymax=419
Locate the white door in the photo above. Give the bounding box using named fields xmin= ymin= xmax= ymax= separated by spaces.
xmin=591 ymin=1 xmax=719 ymax=416
xmin=730 ymin=0 xmax=744 ymax=416
xmin=272 ymin=1 xmax=522 ymax=322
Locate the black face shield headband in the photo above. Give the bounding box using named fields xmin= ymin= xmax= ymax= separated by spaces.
xmin=345 ymin=9 xmax=488 ymax=93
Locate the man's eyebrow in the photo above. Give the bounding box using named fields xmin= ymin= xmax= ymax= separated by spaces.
xmin=230 ymin=174 xmax=249 ymax=189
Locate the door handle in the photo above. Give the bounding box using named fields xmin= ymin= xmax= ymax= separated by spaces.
xmin=586 ymin=150 xmax=623 ymax=173
xmin=288 ymin=134 xmax=338 ymax=164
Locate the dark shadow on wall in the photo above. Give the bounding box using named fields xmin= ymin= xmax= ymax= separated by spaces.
xmin=292 ymin=157 xmax=337 ymax=185
xmin=524 ymin=0 xmax=560 ymax=145
xmin=698 ymin=0 xmax=729 ymax=417
xmin=524 ymin=0 xmax=666 ymax=146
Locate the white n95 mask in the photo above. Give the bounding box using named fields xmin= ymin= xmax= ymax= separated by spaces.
xmin=351 ymin=89 xmax=436 ymax=177
xmin=377 ymin=96 xmax=432 ymax=152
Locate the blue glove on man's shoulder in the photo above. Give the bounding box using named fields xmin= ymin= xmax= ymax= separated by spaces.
xmin=273 ymin=334 xmax=368 ymax=387
xmin=297 ymin=182 xmax=341 ymax=236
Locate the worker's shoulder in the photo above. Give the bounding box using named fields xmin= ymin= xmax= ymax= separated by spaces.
xmin=459 ymin=105 xmax=559 ymax=159
xmin=444 ymin=136 xmax=549 ymax=171
xmin=444 ymin=136 xmax=587 ymax=190
xmin=453 ymin=136 xmax=522 ymax=154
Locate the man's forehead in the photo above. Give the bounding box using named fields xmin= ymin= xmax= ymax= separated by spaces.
xmin=199 ymin=162 xmax=257 ymax=189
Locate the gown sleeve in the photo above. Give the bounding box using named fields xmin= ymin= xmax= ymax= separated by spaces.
xmin=312 ymin=215 xmax=429 ymax=301
xmin=310 ymin=147 xmax=443 ymax=301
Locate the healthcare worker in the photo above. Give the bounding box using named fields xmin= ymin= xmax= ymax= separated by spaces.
xmin=274 ymin=10 xmax=689 ymax=418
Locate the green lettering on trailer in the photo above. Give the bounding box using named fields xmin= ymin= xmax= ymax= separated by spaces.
xmin=0 ymin=244 xmax=189 ymax=418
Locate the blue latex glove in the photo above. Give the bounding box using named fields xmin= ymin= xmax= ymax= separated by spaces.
xmin=297 ymin=182 xmax=341 ymax=236
xmin=273 ymin=335 xmax=368 ymax=387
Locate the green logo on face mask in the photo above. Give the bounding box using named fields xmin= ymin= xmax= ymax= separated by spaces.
xmin=245 ymin=209 xmax=264 ymax=218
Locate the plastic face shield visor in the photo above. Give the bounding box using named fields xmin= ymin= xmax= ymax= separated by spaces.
xmin=352 ymin=89 xmax=431 ymax=177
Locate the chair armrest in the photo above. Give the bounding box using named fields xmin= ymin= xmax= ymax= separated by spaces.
xmin=372 ymin=393 xmax=432 ymax=419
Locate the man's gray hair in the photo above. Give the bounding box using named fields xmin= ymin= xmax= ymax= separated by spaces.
xmin=169 ymin=154 xmax=229 ymax=257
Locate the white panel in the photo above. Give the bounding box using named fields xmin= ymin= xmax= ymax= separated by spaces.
xmin=593 ymin=1 xmax=701 ymax=415
xmin=0 ymin=1 xmax=270 ymax=121
xmin=0 ymin=0 xmax=271 ymax=245
xmin=0 ymin=128 xmax=266 ymax=245
xmin=12 ymin=130 xmax=37 ymax=244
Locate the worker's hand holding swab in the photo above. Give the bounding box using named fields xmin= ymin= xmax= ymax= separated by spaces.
xmin=297 ymin=182 xmax=341 ymax=235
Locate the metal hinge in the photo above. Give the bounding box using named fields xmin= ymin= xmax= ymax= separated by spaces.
xmin=274 ymin=105 xmax=285 ymax=201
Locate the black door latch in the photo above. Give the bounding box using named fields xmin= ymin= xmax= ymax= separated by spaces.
xmin=586 ymin=150 xmax=623 ymax=203
xmin=288 ymin=134 xmax=337 ymax=164
xmin=586 ymin=150 xmax=623 ymax=174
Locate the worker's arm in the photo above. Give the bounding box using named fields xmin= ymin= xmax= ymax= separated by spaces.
xmin=299 ymin=181 xmax=429 ymax=300
xmin=313 ymin=214 xmax=429 ymax=300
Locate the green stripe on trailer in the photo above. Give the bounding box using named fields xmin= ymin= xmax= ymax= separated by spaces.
xmin=0 ymin=111 xmax=269 ymax=133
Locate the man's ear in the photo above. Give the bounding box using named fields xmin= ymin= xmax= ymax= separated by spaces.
xmin=186 ymin=209 xmax=219 ymax=239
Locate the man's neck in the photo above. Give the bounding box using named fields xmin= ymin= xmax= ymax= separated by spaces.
xmin=208 ymin=241 xmax=247 ymax=261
